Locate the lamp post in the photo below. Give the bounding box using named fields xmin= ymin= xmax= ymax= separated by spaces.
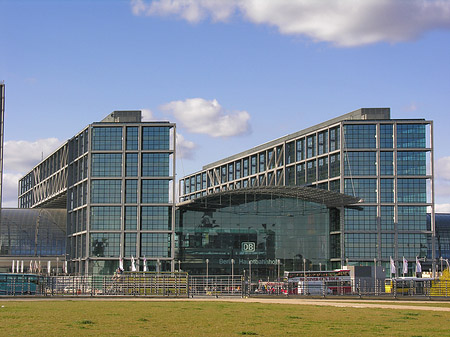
xmin=303 ymin=258 xmax=306 ymax=295
xmin=206 ymin=259 xmax=209 ymax=291
xmin=249 ymin=260 xmax=252 ymax=294
xmin=231 ymin=258 xmax=235 ymax=293
xmin=277 ymin=259 xmax=281 ymax=295
xmin=374 ymin=258 xmax=377 ymax=296
xmin=319 ymin=262 xmax=322 ymax=272
xmin=178 ymin=260 xmax=181 ymax=272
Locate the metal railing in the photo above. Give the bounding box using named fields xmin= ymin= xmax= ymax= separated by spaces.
xmin=188 ymin=275 xmax=244 ymax=297
xmin=2 ymin=273 xmax=450 ymax=298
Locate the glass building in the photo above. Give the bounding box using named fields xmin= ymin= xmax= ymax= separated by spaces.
xmin=176 ymin=186 xmax=360 ymax=280
xmin=0 ymin=208 xmax=66 ymax=272
xmin=18 ymin=111 xmax=176 ymax=275
xmin=179 ymin=108 xmax=435 ymax=275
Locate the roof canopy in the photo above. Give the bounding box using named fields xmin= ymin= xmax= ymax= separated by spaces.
xmin=178 ymin=186 xmax=362 ymax=210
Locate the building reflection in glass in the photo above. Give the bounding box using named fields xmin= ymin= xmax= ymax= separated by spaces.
xmin=176 ymin=187 xmax=351 ymax=281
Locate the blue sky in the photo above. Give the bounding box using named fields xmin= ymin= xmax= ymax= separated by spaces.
xmin=1 ymin=0 xmax=450 ymax=209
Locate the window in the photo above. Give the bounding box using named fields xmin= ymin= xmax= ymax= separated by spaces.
xmin=243 ymin=158 xmax=249 ymax=177
xmin=259 ymin=152 xmax=266 ymax=172
xmin=141 ymin=206 xmax=171 ymax=230
xmin=286 ymin=166 xmax=295 ymax=186
xmin=92 ymin=127 xmax=122 ymax=151
xmin=125 ymin=206 xmax=137 ymax=230
xmin=141 ymin=180 xmax=169 ymax=203
xmin=329 ymin=126 xmax=340 ymax=152
xmin=397 ymin=124 xmax=426 ymax=148
xmin=125 ymin=180 xmax=138 ymax=203
xmin=142 ymin=153 xmax=169 ymax=177
xmin=344 ymin=152 xmax=376 ymax=176
xmin=141 ymin=233 xmax=171 ymax=257
xmin=397 ymin=152 xmax=426 ymax=176
xmin=380 ymin=124 xmax=393 ymax=148
xmin=296 ymin=163 xmax=305 ymax=185
xmin=345 ymin=233 xmax=377 ymax=259
xmin=124 ymin=234 xmax=137 ymax=257
xmin=126 ymin=127 xmax=139 ymax=150
xmin=397 ymin=179 xmax=427 ymax=203
xmin=125 ymin=153 xmax=138 ymax=177
xmin=343 ymin=124 xmax=376 ymax=149
xmin=380 ymin=179 xmax=394 ymax=203
xmin=90 ymin=207 xmax=121 ymax=230
xmin=380 ymin=152 xmax=394 ymax=176
xmin=380 ymin=206 xmax=394 ymax=230
xmin=318 ymin=157 xmax=328 ymax=180
xmin=398 ymin=206 xmax=427 ymax=230
xmin=296 ymin=138 xmax=305 ymax=161
xmin=344 ymin=178 xmax=376 ymax=202
xmin=250 ymin=155 xmax=257 ymax=175
xmin=318 ymin=131 xmax=328 ymax=155
xmin=307 ymin=135 xmax=316 ymax=158
xmin=142 ymin=126 xmax=170 ymax=150
xmin=90 ymin=233 xmax=120 ymax=257
xmin=91 ymin=154 xmax=122 ymax=177
xmin=306 ymin=160 xmax=316 ymax=183
xmin=91 ymin=180 xmax=121 ymax=204
xmin=345 ymin=206 xmax=377 ymax=230
xmin=286 ymin=141 xmax=295 ymax=164
xmin=329 ymin=154 xmax=340 ymax=178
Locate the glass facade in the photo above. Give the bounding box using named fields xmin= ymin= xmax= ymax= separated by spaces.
xmin=0 ymin=209 xmax=66 ymax=258
xmin=176 ymin=192 xmax=338 ymax=279
xmin=17 ymin=112 xmax=176 ymax=275
xmin=179 ymin=109 xmax=433 ymax=275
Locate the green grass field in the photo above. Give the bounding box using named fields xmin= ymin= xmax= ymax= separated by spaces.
xmin=0 ymin=300 xmax=449 ymax=336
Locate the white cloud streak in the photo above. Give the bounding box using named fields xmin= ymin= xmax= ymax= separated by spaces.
xmin=160 ymin=98 xmax=251 ymax=137
xmin=141 ymin=108 xmax=154 ymax=121
xmin=131 ymin=0 xmax=450 ymax=47
xmin=176 ymin=133 xmax=196 ymax=159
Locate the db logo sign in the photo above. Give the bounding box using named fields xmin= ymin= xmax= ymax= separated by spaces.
xmin=242 ymin=242 xmax=256 ymax=252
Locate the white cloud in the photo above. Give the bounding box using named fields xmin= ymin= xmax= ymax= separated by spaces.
xmin=435 ymin=203 xmax=450 ymax=213
xmin=131 ymin=0 xmax=450 ymax=47
xmin=4 ymin=138 xmax=62 ymax=173
xmin=141 ymin=108 xmax=154 ymax=121
xmin=176 ymin=133 xmax=196 ymax=159
xmin=131 ymin=0 xmax=237 ymax=22
xmin=1 ymin=173 xmax=22 ymax=207
xmin=436 ymin=157 xmax=450 ymax=181
xmin=160 ymin=98 xmax=251 ymax=137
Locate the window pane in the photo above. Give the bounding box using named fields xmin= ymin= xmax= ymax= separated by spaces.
xmin=141 ymin=206 xmax=171 ymax=230
xmin=142 ymin=126 xmax=170 ymax=150
xmin=142 ymin=153 xmax=169 ymax=177
xmin=90 ymin=206 xmax=121 ymax=230
xmin=126 ymin=127 xmax=138 ymax=150
xmin=91 ymin=180 xmax=121 ymax=204
xmin=141 ymin=180 xmax=169 ymax=203
xmin=92 ymin=127 xmax=122 ymax=151
xmin=344 ymin=124 xmax=376 ymax=149
xmin=91 ymin=153 xmax=122 ymax=177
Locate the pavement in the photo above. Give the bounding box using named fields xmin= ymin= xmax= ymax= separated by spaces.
xmin=2 ymin=296 xmax=450 ymax=312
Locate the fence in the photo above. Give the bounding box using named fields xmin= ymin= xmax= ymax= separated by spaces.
xmin=188 ymin=275 xmax=244 ymax=297
xmin=2 ymin=273 xmax=450 ymax=298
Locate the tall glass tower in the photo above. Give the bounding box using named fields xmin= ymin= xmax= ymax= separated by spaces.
xmin=19 ymin=111 xmax=176 ymax=275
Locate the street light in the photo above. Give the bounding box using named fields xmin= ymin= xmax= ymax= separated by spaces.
xmin=249 ymin=260 xmax=252 ymax=294
xmin=231 ymin=258 xmax=235 ymax=293
xmin=277 ymin=259 xmax=281 ymax=295
xmin=206 ymin=259 xmax=209 ymax=291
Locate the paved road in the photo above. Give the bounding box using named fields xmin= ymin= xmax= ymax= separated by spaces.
xmin=3 ymin=296 xmax=450 ymax=312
